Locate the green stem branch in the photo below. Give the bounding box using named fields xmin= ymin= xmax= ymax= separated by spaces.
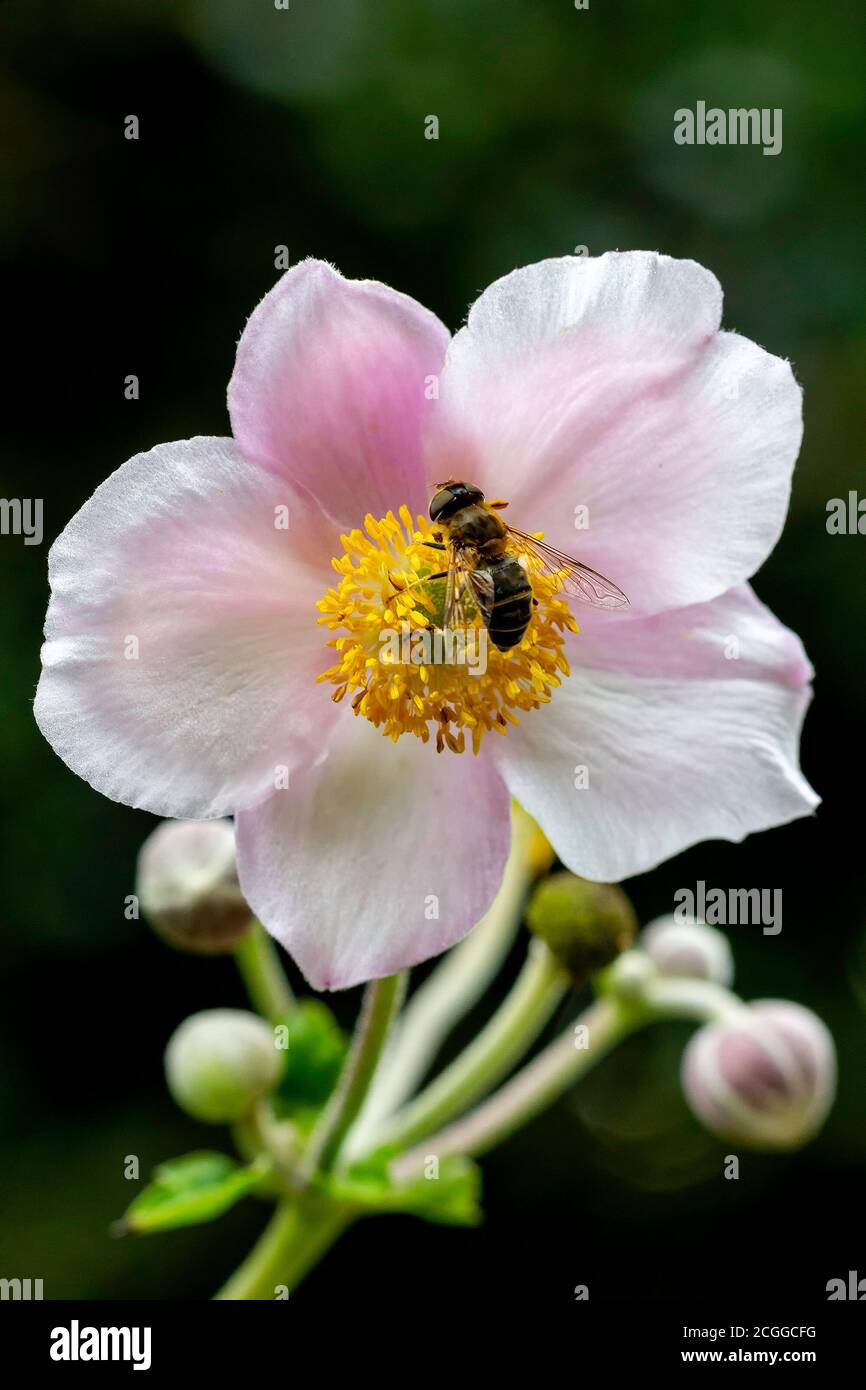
xmin=306 ymin=974 xmax=405 ymax=1175
xmin=348 ymin=804 xmax=546 ymax=1153
xmin=214 ymin=1199 xmax=352 ymax=1301
xmin=367 ymin=942 xmax=567 ymax=1154
xmin=391 ymin=997 xmax=628 ymax=1178
xmin=639 ymin=974 xmax=746 ymax=1024
xmin=391 ymin=972 xmax=747 ymax=1180
xmin=234 ymin=921 xmax=295 ymax=1023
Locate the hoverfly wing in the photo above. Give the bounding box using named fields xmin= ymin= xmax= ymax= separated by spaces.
xmin=442 ymin=545 xmax=459 ymax=628
xmin=562 ymin=563 xmax=629 ymax=609
xmin=442 ymin=546 xmax=495 ymax=629
xmin=504 ymin=525 xmax=629 ymax=610
xmin=466 ymin=565 xmax=495 ymax=627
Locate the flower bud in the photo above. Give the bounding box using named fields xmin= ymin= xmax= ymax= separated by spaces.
xmin=681 ymin=1000 xmax=836 ymax=1151
xmin=136 ymin=819 xmax=252 ymax=955
xmin=164 ymin=1009 xmax=282 ymax=1123
xmin=641 ymin=915 xmax=734 ymax=987
xmin=526 ymin=872 xmax=638 ymax=979
xmin=605 ymin=947 xmax=657 ymax=997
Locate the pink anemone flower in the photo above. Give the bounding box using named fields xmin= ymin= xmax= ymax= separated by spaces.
xmin=35 ymin=253 xmax=818 ymax=989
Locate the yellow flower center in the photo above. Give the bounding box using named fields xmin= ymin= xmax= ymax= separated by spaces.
xmin=316 ymin=506 xmax=578 ymax=754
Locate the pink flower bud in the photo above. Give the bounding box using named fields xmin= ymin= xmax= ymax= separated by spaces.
xmin=642 ymin=915 xmax=734 ymax=986
xmin=136 ymin=819 xmax=252 ymax=955
xmin=681 ymin=1000 xmax=836 ymax=1150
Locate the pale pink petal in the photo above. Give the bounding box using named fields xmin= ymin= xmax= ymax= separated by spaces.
xmin=429 ymin=252 xmax=802 ymax=616
xmin=35 ymin=437 xmax=337 ymax=819
xmin=229 ymin=259 xmax=450 ymax=528
xmin=487 ymin=586 xmax=818 ymax=882
xmin=235 ymin=714 xmax=512 ymax=991
xmin=572 ymin=584 xmax=814 ymax=686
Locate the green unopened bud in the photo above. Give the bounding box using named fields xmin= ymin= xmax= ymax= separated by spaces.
xmin=526 ymin=872 xmax=638 ymax=979
xmin=137 ymin=819 xmax=252 ymax=955
xmin=164 ymin=1009 xmax=282 ymax=1123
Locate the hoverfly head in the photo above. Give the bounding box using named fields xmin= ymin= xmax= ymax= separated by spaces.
xmin=429 ymin=480 xmax=484 ymax=522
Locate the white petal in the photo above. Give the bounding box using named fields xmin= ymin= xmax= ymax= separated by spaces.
xmin=35 ymin=437 xmax=336 ymax=818
xmin=488 ymin=586 xmax=818 ymax=881
xmin=229 ymin=258 xmax=450 ymax=528
xmin=429 ymin=252 xmax=802 ymax=615
xmin=235 ymin=713 xmax=512 ymax=990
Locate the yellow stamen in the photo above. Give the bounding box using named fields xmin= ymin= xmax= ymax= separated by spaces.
xmin=316 ymin=508 xmax=578 ymax=754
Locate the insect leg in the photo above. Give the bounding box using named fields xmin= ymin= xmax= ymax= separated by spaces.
xmin=389 ymin=570 xmax=449 ymax=595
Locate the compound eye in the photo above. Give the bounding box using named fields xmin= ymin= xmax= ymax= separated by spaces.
xmin=429 ymin=488 xmax=453 ymax=521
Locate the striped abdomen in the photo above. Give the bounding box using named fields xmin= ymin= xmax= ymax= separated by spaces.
xmin=484 ymin=554 xmax=532 ymax=651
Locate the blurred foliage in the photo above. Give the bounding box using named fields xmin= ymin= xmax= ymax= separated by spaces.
xmin=0 ymin=0 xmax=864 ymax=1305
xmin=272 ymin=1000 xmax=348 ymax=1124
xmin=331 ymin=1150 xmax=484 ymax=1227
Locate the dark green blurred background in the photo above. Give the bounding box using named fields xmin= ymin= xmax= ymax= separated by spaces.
xmin=1 ymin=0 xmax=864 ymax=1307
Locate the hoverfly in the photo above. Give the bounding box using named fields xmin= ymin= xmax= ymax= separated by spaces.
xmin=417 ymin=479 xmax=628 ymax=652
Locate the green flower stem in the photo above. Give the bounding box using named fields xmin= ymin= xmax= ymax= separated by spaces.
xmin=347 ymin=804 xmax=545 ymax=1156
xmin=306 ymin=974 xmax=405 ymax=1176
xmin=233 ymin=1100 xmax=302 ymax=1179
xmin=232 ymin=1105 xmax=268 ymax=1165
xmin=391 ymin=972 xmax=747 ymax=1180
xmin=214 ymin=1198 xmax=353 ymax=1301
xmin=365 ymin=941 xmax=568 ymax=1155
xmin=233 ymin=921 xmax=295 ymax=1023
xmin=391 ymin=997 xmax=630 ymax=1178
xmin=638 ymin=974 xmax=746 ymax=1024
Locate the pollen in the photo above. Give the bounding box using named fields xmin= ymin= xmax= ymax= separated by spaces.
xmin=316 ymin=507 xmax=578 ymax=754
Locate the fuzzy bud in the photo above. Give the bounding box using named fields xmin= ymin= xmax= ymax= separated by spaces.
xmin=641 ymin=915 xmax=734 ymax=987
xmin=605 ymin=947 xmax=657 ymax=997
xmin=681 ymin=1000 xmax=836 ymax=1151
xmin=526 ymin=872 xmax=638 ymax=979
xmin=164 ymin=1009 xmax=282 ymax=1123
xmin=136 ymin=819 xmax=252 ymax=955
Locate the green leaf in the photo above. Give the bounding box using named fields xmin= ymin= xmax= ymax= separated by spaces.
xmin=116 ymin=1151 xmax=271 ymax=1235
xmin=272 ymin=1001 xmax=349 ymax=1115
xmin=400 ymin=1157 xmax=484 ymax=1227
xmin=328 ymin=1150 xmax=484 ymax=1228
